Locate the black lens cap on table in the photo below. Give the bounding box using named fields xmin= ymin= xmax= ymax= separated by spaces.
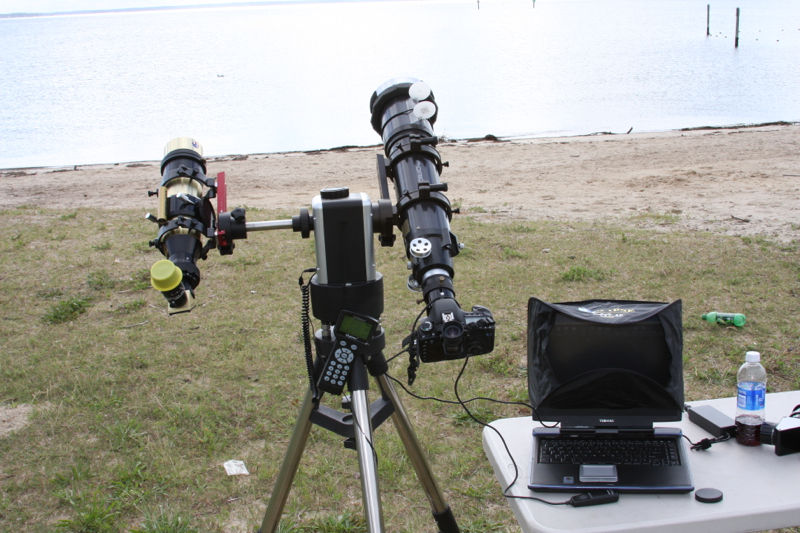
xmin=695 ymin=488 xmax=723 ymax=503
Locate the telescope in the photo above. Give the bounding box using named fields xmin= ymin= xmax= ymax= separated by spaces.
xmin=146 ymin=138 xmax=218 ymax=314
xmin=147 ymin=78 xmax=495 ymax=367
xmin=144 ymin=78 xmax=495 ymax=533
xmin=370 ymin=78 xmax=495 ymax=366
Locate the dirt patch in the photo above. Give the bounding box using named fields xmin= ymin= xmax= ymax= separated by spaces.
xmin=0 ymin=404 xmax=35 ymax=438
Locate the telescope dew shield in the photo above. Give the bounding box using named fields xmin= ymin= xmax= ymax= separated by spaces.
xmin=161 ymin=137 xmax=206 ymax=178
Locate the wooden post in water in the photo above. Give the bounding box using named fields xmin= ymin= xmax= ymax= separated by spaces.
xmin=735 ymin=8 xmax=740 ymax=47
xmin=706 ymin=5 xmax=710 ymax=36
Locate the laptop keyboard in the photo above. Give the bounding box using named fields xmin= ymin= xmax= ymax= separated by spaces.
xmin=538 ymin=437 xmax=681 ymax=466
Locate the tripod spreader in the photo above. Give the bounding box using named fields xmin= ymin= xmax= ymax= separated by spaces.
xmin=309 ymin=351 xmax=392 ymax=445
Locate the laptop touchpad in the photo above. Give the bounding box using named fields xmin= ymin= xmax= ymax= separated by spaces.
xmin=579 ymin=464 xmax=618 ymax=482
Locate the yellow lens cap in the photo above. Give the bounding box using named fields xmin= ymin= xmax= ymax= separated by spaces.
xmin=150 ymin=260 xmax=183 ymax=291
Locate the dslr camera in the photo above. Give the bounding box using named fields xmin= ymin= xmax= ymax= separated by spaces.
xmin=415 ymin=301 xmax=495 ymax=363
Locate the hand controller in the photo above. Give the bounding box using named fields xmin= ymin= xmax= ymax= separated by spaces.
xmin=317 ymin=310 xmax=380 ymax=395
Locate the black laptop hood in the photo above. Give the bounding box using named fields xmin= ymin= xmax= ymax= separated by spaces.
xmin=528 ymin=299 xmax=684 ymax=426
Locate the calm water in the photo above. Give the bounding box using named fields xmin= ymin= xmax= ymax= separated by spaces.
xmin=1 ymin=0 xmax=798 ymax=169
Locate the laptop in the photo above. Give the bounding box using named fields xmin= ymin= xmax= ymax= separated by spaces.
xmin=526 ymin=299 xmax=694 ymax=494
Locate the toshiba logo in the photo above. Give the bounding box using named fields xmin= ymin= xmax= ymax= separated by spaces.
xmin=599 ymin=419 xmax=615 ymax=423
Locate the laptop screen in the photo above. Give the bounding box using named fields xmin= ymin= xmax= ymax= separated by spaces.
xmin=528 ymin=299 xmax=684 ymax=428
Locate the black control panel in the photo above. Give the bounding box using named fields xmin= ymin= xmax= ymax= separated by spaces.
xmin=317 ymin=310 xmax=380 ymax=395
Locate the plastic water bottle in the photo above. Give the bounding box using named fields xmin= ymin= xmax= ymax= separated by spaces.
xmin=735 ymin=351 xmax=766 ymax=446
xmin=702 ymin=312 xmax=746 ymax=327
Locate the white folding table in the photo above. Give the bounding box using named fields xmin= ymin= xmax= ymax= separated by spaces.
xmin=483 ymin=391 xmax=800 ymax=533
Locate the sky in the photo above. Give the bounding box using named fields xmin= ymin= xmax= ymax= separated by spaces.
xmin=0 ymin=0 xmax=348 ymax=15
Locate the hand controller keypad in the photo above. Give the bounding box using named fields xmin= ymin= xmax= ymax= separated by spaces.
xmin=318 ymin=340 xmax=358 ymax=395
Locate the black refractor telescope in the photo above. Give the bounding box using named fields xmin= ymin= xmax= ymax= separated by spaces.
xmin=145 ymin=79 xmax=495 ymax=533
xmin=370 ymin=78 xmax=495 ymax=365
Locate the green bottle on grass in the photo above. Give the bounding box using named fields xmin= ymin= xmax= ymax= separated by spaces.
xmin=702 ymin=312 xmax=746 ymax=327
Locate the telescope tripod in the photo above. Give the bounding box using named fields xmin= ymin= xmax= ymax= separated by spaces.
xmin=258 ymin=350 xmax=460 ymax=533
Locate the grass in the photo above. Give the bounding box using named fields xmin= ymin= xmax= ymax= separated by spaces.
xmin=1 ymin=206 xmax=799 ymax=532
xmin=41 ymin=296 xmax=93 ymax=324
xmin=560 ymin=265 xmax=607 ymax=282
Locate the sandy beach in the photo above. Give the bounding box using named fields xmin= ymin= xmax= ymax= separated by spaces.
xmin=2 ymin=123 xmax=799 ymax=241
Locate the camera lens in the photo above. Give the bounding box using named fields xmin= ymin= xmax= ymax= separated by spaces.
xmin=760 ymin=423 xmax=776 ymax=446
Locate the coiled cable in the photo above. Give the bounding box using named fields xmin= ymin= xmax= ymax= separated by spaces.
xmin=299 ymin=268 xmax=319 ymax=402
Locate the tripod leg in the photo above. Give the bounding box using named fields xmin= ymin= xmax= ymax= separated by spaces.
xmin=259 ymin=388 xmax=315 ymax=533
xmin=376 ymin=374 xmax=460 ymax=533
xmin=351 ymin=387 xmax=386 ymax=532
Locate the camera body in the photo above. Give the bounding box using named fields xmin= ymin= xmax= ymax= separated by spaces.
xmin=416 ymin=300 xmax=495 ymax=362
xmin=761 ymin=416 xmax=800 ymax=456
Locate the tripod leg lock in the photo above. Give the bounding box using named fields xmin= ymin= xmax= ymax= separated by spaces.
xmin=432 ymin=506 xmax=460 ymax=533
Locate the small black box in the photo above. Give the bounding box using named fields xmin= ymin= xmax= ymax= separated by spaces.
xmin=686 ymin=404 xmax=736 ymax=438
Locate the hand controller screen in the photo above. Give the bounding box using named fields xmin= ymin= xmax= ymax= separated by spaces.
xmin=317 ymin=311 xmax=380 ymax=395
xmin=339 ymin=314 xmax=377 ymax=343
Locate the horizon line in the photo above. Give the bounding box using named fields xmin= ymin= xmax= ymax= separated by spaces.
xmin=0 ymin=0 xmax=410 ymax=18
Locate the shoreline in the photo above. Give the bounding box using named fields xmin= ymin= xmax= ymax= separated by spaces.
xmin=2 ymin=121 xmax=796 ymax=173
xmin=2 ymin=122 xmax=799 ymax=242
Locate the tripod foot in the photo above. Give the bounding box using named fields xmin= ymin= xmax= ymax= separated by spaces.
xmin=433 ymin=506 xmax=460 ymax=533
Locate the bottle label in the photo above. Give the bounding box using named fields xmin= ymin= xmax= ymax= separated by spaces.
xmin=737 ymin=382 xmax=765 ymax=411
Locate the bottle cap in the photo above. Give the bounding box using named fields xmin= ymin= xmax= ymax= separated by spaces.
xmin=745 ymin=351 xmax=761 ymax=363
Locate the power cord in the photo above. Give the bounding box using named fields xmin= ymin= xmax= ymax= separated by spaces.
xmin=682 ymin=433 xmax=731 ymax=451
xmin=451 ymin=357 xmax=562 ymax=503
xmin=348 ymin=396 xmax=380 ymax=466
xmin=385 ymin=371 xmax=536 ymax=409
xmin=682 ymin=403 xmax=800 ymax=451
xmin=390 ymin=355 xmax=616 ymax=506
xmin=392 ymin=306 xmax=569 ymax=503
